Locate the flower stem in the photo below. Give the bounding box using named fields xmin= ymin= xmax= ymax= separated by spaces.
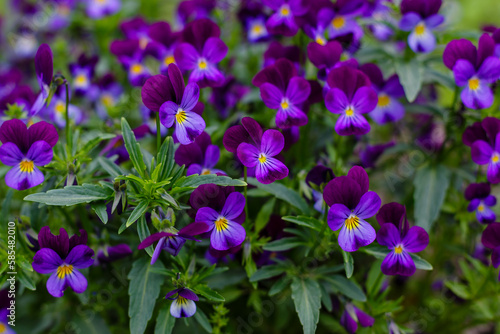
xmin=156 ymin=112 xmax=161 ymax=155
xmin=65 ymin=81 xmax=72 ymax=155
xmin=244 ymin=166 xmax=249 ymax=219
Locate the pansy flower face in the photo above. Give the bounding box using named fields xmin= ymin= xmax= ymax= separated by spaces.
xmin=165 ymin=288 xmax=199 ymax=318
xmin=340 ymin=304 xmax=375 ymax=333
xmin=376 ymin=203 xmax=429 ymax=276
xmin=481 ymin=223 xmax=500 ymax=280
xmin=324 ymin=166 xmax=381 ymax=252
xmin=85 ymin=0 xmax=121 ymax=19
xmin=175 ymin=132 xmax=224 ymax=176
xmin=443 ymin=34 xmax=500 ymax=110
xmin=195 ymin=192 xmax=246 ymax=251
xmin=263 ymin=0 xmax=309 ymax=37
xmin=32 ymin=227 xmax=94 ymax=297
xmin=465 ymin=183 xmax=497 ymax=224
xmin=0 ymin=119 xmax=58 ymax=190
xmin=399 ymin=0 xmax=444 ymax=53
xmin=247 ymin=17 xmax=269 ymax=42
xmin=471 ymin=132 xmax=500 ymax=184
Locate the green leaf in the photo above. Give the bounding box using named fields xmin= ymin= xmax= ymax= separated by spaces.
xmin=170 ymin=174 xmax=246 ymax=194
xmin=157 ymin=137 xmax=175 ymax=181
xmin=255 ymin=198 xmax=275 ymax=233
xmin=342 ymin=250 xmax=354 ymax=279
xmin=246 ymin=178 xmax=310 ymax=214
xmin=97 ymin=156 xmax=126 ymax=178
xmin=18 ymin=269 xmax=36 ymax=290
xmin=410 ymin=253 xmax=433 ymax=270
xmin=73 ymin=314 xmax=112 ymax=334
xmin=262 ymin=237 xmax=306 ymax=252
xmin=250 ymin=265 xmax=286 ymax=282
xmin=194 ymin=308 xmax=213 ymax=333
xmin=80 ymin=133 xmax=116 ymax=155
xmin=282 ymin=216 xmax=323 ymax=231
xmin=324 ymin=275 xmax=366 ymax=302
xmin=290 ymin=277 xmax=322 ymax=334
xmin=395 ymin=58 xmax=423 ymax=102
xmin=445 ymin=281 xmax=471 ymax=300
xmin=154 ymin=303 xmax=176 ymax=334
xmin=24 ymin=184 xmax=112 ymax=206
xmin=121 ymin=201 xmax=149 ymax=233
xmin=193 ymin=285 xmax=225 ymax=302
xmin=128 ymin=258 xmax=165 ymax=334
xmin=269 ymin=276 xmax=291 ymax=296
xmin=121 ymin=117 xmax=147 ymax=178
xmin=137 ymin=216 xmax=154 ymax=257
xmin=91 ymin=203 xmax=108 ymax=224
xmin=414 ymin=164 xmax=450 ymax=230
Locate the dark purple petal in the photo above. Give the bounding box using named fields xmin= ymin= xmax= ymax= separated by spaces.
xmin=286 ymin=77 xmax=310 ymax=105
xmin=165 ymin=288 xmax=182 ymax=300
xmin=353 ymin=306 xmax=375 ymax=327
xmin=38 ymin=226 xmax=69 ymax=259
xmin=255 ymin=156 xmax=289 ymax=184
xmin=453 ymin=59 xmax=475 ymax=86
xmin=462 ymin=121 xmax=488 ymax=147
xmin=335 ymin=114 xmax=371 ymax=136
xmin=181 ymin=18 xmax=221 ymax=52
xmin=69 ymin=229 xmax=88 ymax=250
xmin=402 ymin=226 xmax=429 ymax=253
xmin=464 ymin=182 xmax=491 ymax=201
xmin=28 ymin=121 xmax=59 ymax=148
xmin=492 ymin=246 xmax=500 ymax=268
xmin=174 ymin=43 xmax=200 ymax=71
xmin=0 ymin=142 xmax=23 ymax=166
xmin=181 ymin=83 xmax=200 ymax=111
xmin=351 ymin=87 xmax=378 ymax=114
xmin=381 ymin=251 xmax=416 ymax=276
xmin=359 ymin=63 xmax=384 ymax=87
xmin=327 ymin=66 xmax=371 ymax=101
xmin=221 ymin=192 xmax=246 ymax=220
xmin=242 ymin=117 xmax=263 ymax=148
xmin=175 ymin=142 xmax=203 ymax=167
xmin=377 ymin=223 xmax=401 ymax=248
xmin=325 ymin=88 xmax=349 ymax=114
xmin=141 ymin=75 xmax=175 ymax=112
xmin=260 ymin=83 xmax=284 ymax=109
xmin=261 ymin=129 xmax=284 ymax=156
xmin=35 ymin=44 xmax=53 ymax=87
xmin=443 ymin=39 xmax=477 ymax=70
xmin=306 ymin=165 xmax=334 ymax=187
xmin=323 ymin=176 xmax=362 ymax=209
xmin=477 ymin=57 xmax=500 ymax=83
xmin=202 ymin=37 xmax=228 ymax=63
xmin=481 ymin=223 xmax=500 ymax=249
xmin=27 ymin=141 xmax=53 ymax=166
xmin=354 ymin=191 xmax=381 ymax=219
xmin=340 ymin=309 xmax=358 ymax=333
xmin=237 ymin=143 xmax=260 ymax=168
xmin=179 ymin=222 xmax=211 ymax=236
xmin=347 ymin=166 xmax=370 ymax=194
xmin=32 ymin=248 xmax=63 ymax=274
xmin=223 ymin=125 xmax=250 ymax=153
xmin=0 ymin=119 xmax=29 ymax=153
xmin=167 ymin=64 xmax=186 ymax=103
xmin=471 ymin=140 xmax=493 ymax=164
xmin=97 ymin=244 xmax=133 ymax=264
xmin=203 ymin=144 xmax=220 ymax=169
xmin=178 ymin=288 xmax=199 ymax=301
xmin=477 ymin=33 xmax=496 ymax=68
xmin=307 ymin=41 xmax=342 ymax=70
xmin=468 ymin=198 xmax=480 ymax=212
xmin=151 ymin=237 xmax=167 ymax=264
xmin=138 ymin=232 xmax=175 ymax=249
xmin=400 ymin=0 xmax=442 ymax=18
xmin=65 ymin=245 xmax=94 ymax=269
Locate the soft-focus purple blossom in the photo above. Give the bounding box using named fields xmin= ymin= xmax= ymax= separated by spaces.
xmin=165 ymin=287 xmax=199 ymax=318
xmin=174 ymin=19 xmax=227 ymax=88
xmin=95 ymin=244 xmax=132 ymax=265
xmin=262 ymin=0 xmax=309 ymax=37
xmin=376 ymin=202 xmax=429 ymax=276
xmin=306 ymin=165 xmax=334 ymax=213
xmin=360 ymin=63 xmax=405 ymax=124
xmin=0 ymin=119 xmax=58 ymax=190
xmin=177 ymin=0 xmax=216 ymax=27
xmin=324 ymin=0 xmax=365 ymax=42
xmin=88 ymin=73 xmax=124 ymax=119
xmin=340 ymin=303 xmax=375 ymax=333
xmin=263 ymin=41 xmax=303 ymax=67
xmin=443 ymin=34 xmax=500 ymax=109
xmin=145 ymin=21 xmax=180 ymax=75
xmin=100 ymin=124 xmax=150 ymax=164
xmin=399 ymin=0 xmax=443 ymax=53
xmin=364 ymin=0 xmax=395 ymax=41
xmin=325 ymin=66 xmax=377 ymax=136
xmin=481 ymin=223 xmax=500 ymax=280
xmin=85 ymin=0 xmax=121 ymax=19
xmin=195 ymin=192 xmax=246 ymax=251
xmin=298 ymin=0 xmax=335 ymax=45
xmin=30 ymin=44 xmax=53 ymax=117
xmin=209 ymin=76 xmax=249 ymax=118
xmin=307 ymin=40 xmax=343 ymax=82
xmin=69 ymin=54 xmax=98 ymax=96
xmin=238 ymin=1 xmax=270 ymax=43
xmin=40 ymin=84 xmax=84 ymax=128
xmin=324 ymin=166 xmax=381 ymax=252
xmin=465 ymin=183 xmax=496 ymax=224
xmin=32 ymin=227 xmax=94 ymax=297
xmin=175 ymin=132 xmax=224 ymax=176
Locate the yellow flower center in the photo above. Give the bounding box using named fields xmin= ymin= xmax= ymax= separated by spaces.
xmin=55 ymin=101 xmax=65 ymax=115
xmin=19 ymin=159 xmax=35 ymax=173
xmin=281 ymin=98 xmax=290 ymax=110
xmin=75 ymin=74 xmax=88 ymax=86
xmin=468 ymin=78 xmax=480 ymax=91
xmin=177 ymin=296 xmax=188 ymax=305
xmin=0 ymin=323 xmax=6 ymax=333
xmin=332 ymin=16 xmax=345 ymax=29
xmin=198 ymin=59 xmax=208 ymax=70
xmin=478 ymin=204 xmax=485 ymax=212
xmin=139 ymin=37 xmax=149 ymax=49
xmin=415 ymin=23 xmax=426 ymax=35
xmin=492 ymin=153 xmax=500 ymax=163
xmin=201 ymin=169 xmax=211 ymax=175
xmin=164 ymin=55 xmax=175 ymax=65
xmin=101 ymin=94 xmax=114 ymax=107
xmin=251 ymin=24 xmax=264 ymax=35
xmin=345 ymin=107 xmax=354 ymax=116
xmin=215 ymin=217 xmax=228 ymax=232
xmin=176 ymin=109 xmax=187 ymax=124
xmin=280 ymin=5 xmax=290 ymax=16
xmin=378 ymin=94 xmax=390 ymax=107
xmin=258 ymin=154 xmax=267 ymax=164
xmin=394 ymin=245 xmax=403 ymax=254
xmin=345 ymin=215 xmax=360 ymax=230
xmin=57 ymin=264 xmax=74 ymax=279
xmin=130 ymin=64 xmax=143 ymax=74
xmin=315 ymin=35 xmax=326 ymax=45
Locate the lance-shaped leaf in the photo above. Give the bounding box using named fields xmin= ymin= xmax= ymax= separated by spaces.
xmin=121 ymin=117 xmax=147 ymax=178
xmin=291 ymin=277 xmax=322 ymax=334
xmin=24 ymin=184 xmax=113 ymax=206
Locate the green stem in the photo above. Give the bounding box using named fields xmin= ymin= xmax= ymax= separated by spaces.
xmin=244 ymin=166 xmax=249 ymax=219
xmin=311 ymin=200 xmax=328 ymax=256
xmin=156 ymin=113 xmax=161 ymax=155
xmin=64 ymin=81 xmax=72 ymax=155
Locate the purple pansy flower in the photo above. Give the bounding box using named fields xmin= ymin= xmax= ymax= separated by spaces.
xmin=324 ymin=66 xmax=378 ymax=136
xmin=481 ymin=223 xmax=500 ymax=280
xmin=85 ymin=0 xmax=121 ymax=19
xmin=298 ymin=0 xmax=335 ymax=45
xmin=360 ymin=63 xmax=405 ymax=125
xmin=145 ymin=21 xmax=180 ymax=75
xmin=138 ymin=222 xmax=210 ymax=264
xmin=465 ymin=183 xmax=496 ymax=224
xmin=364 ymin=0 xmax=395 ymax=41
xmin=307 ymin=40 xmax=343 ymax=82
xmin=209 ymin=76 xmax=250 ymax=118
xmin=177 ymin=0 xmax=216 ymax=26
xmin=263 ymin=41 xmax=303 ymax=68
xmin=69 ymin=54 xmax=98 ymax=96
xmin=110 ymin=40 xmax=151 ymax=87
xmin=40 ymin=85 xmax=84 ymax=128
xmin=89 ymin=73 xmax=124 ymax=119
xmin=262 ymin=0 xmax=309 ymax=37
xmin=195 ymin=192 xmax=247 ymax=251
xmin=30 ymin=44 xmax=53 ymax=116
xmin=254 ymin=58 xmax=311 ymax=128
xmin=376 ymin=202 xmax=429 ymax=276
xmin=238 ymin=1 xmax=270 ymax=43
xmin=359 ymin=141 xmax=395 ymax=168
xmin=174 ymin=19 xmax=228 ymax=88
xmin=188 ymin=184 xmax=238 ymax=218
xmin=340 ymin=303 xmax=375 ymax=333
xmin=443 ymin=34 xmax=500 ymax=109
xmin=324 ymin=0 xmax=365 ymax=41
xmin=0 ymin=119 xmax=58 ymax=190
xmin=141 ymin=64 xmax=205 ymax=145
xmin=165 ymin=287 xmax=199 ymax=318
xmin=324 ymin=166 xmax=381 ymax=252
xmin=471 ymin=132 xmax=500 ymax=184
xmin=32 ymin=227 xmax=94 ymax=297
xmin=306 ymin=165 xmax=334 ymax=213
xmin=399 ymin=0 xmax=444 ymax=53
xmin=95 ymin=244 xmax=132 ymax=265
xmin=174 ymin=132 xmax=224 ymax=176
